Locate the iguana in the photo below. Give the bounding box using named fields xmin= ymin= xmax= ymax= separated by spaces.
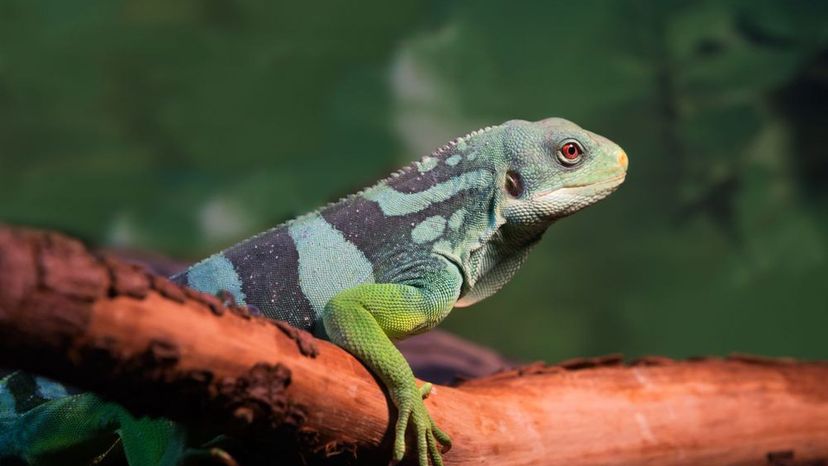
xmin=0 ymin=117 xmax=628 ymax=466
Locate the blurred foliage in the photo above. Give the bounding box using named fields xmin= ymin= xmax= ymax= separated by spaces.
xmin=1 ymin=0 xmax=826 ymax=362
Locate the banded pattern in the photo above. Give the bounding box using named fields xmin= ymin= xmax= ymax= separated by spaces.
xmin=172 ymin=128 xmax=500 ymax=338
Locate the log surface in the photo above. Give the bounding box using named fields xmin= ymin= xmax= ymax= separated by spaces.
xmin=1 ymin=226 xmax=827 ymax=466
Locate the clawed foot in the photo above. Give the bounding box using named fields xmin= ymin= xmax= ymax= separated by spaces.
xmin=392 ymin=383 xmax=451 ymax=466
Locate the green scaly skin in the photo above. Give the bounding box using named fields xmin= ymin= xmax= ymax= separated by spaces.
xmin=0 ymin=373 xmax=186 ymax=465
xmin=1 ymin=118 xmax=628 ymax=465
xmin=324 ymin=275 xmax=459 ymax=465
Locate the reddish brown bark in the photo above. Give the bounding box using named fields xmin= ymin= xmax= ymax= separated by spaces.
xmin=1 ymin=225 xmax=827 ymax=466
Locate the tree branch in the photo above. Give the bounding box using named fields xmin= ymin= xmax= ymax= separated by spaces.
xmin=1 ymin=226 xmax=827 ymax=465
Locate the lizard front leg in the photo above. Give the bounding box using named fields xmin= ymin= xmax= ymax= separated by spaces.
xmin=322 ymin=264 xmax=461 ymax=466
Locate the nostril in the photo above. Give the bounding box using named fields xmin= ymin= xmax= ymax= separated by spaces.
xmin=618 ymin=151 xmax=629 ymax=170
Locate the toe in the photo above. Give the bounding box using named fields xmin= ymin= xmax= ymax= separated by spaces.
xmin=393 ymin=409 xmax=411 ymax=461
xmin=427 ymin=431 xmax=444 ymax=466
xmin=418 ymin=427 xmax=428 ymax=466
xmin=431 ymin=421 xmax=452 ymax=452
xmin=419 ymin=382 xmax=433 ymax=399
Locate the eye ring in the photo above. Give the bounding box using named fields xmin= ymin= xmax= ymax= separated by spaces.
xmin=557 ymin=140 xmax=584 ymax=165
xmin=505 ymin=170 xmax=523 ymax=198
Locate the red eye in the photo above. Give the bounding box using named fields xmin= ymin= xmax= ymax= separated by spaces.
xmin=557 ymin=141 xmax=584 ymax=165
xmin=560 ymin=142 xmax=583 ymax=160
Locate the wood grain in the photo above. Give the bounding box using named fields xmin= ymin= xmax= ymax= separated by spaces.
xmin=1 ymin=225 xmax=827 ymax=466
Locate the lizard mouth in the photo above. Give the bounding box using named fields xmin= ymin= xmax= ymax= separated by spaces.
xmin=533 ymin=174 xmax=626 ymax=200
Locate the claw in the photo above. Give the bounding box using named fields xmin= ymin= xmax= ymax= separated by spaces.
xmin=179 ymin=447 xmax=239 ymax=466
xmin=208 ymin=448 xmax=240 ymax=466
xmin=431 ymin=421 xmax=452 ymax=453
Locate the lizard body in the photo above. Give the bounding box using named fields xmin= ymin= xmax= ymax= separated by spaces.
xmin=0 ymin=118 xmax=628 ymax=465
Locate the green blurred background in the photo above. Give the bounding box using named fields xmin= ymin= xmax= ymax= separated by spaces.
xmin=1 ymin=0 xmax=826 ymax=362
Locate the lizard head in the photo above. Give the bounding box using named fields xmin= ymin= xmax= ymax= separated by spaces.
xmin=452 ymin=117 xmax=628 ymax=307
xmin=390 ymin=117 xmax=628 ymax=308
xmin=496 ymin=117 xmax=628 ymax=225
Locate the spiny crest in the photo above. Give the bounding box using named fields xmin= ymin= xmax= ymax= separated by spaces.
xmin=332 ymin=123 xmax=500 ymax=204
xmin=388 ymin=123 xmax=498 ymax=179
xmin=431 ymin=124 xmax=497 ymax=157
xmin=191 ymin=124 xmax=501 ymax=259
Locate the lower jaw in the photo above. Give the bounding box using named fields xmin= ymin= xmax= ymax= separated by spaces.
xmin=536 ymin=175 xmax=626 ymax=200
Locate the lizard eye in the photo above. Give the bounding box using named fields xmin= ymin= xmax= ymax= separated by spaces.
xmin=505 ymin=170 xmax=523 ymax=197
xmin=558 ymin=141 xmax=584 ymax=165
